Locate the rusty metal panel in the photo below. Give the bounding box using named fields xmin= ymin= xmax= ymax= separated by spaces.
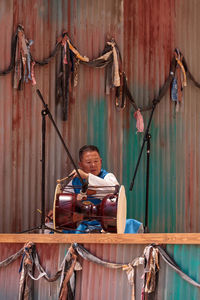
xmin=0 ymin=242 xmax=200 ymax=300
xmin=0 ymin=243 xmax=145 ymax=300
xmin=75 ymin=243 xmax=144 ymax=300
xmin=0 ymin=0 xmax=124 ymax=233
xmin=157 ymin=244 xmax=200 ymax=300
xmin=0 ymin=0 xmax=200 ymax=234
xmin=0 ymin=243 xmax=66 ymax=300
xmin=123 ymin=0 xmax=200 ymax=233
xmin=123 ymin=0 xmax=177 ymax=232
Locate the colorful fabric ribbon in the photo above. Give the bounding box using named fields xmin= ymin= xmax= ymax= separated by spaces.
xmin=171 ymin=48 xmax=187 ymax=111
xmin=134 ymin=110 xmax=144 ymax=133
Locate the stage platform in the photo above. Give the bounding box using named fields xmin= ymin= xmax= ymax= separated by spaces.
xmin=0 ymin=232 xmax=200 ymax=244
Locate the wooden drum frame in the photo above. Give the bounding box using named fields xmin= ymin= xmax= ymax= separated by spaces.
xmin=53 ymin=185 xmax=127 ymax=233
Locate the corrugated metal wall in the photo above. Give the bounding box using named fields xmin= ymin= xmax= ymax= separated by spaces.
xmin=0 ymin=0 xmax=200 ymax=233
xmin=0 ymin=242 xmax=199 ymax=300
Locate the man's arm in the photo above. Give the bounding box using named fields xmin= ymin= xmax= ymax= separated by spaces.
xmin=88 ymin=172 xmax=119 ymax=186
xmin=88 ymin=173 xmax=119 ymax=197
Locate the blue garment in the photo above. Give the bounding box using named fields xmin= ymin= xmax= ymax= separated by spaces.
xmin=51 ymin=219 xmax=143 ymax=234
xmin=171 ymin=77 xmax=178 ymax=101
xmin=75 ymin=220 xmax=102 ymax=233
xmin=124 ymin=219 xmax=142 ymax=233
xmin=75 ymin=219 xmax=143 ymax=234
xmin=62 ymin=219 xmax=142 ymax=234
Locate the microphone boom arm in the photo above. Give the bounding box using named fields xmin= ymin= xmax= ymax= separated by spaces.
xmin=36 ymin=89 xmax=85 ymax=186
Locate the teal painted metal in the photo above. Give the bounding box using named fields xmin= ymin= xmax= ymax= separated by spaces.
xmin=0 ymin=242 xmax=200 ymax=299
xmin=125 ymin=116 xmax=179 ymax=233
xmin=122 ymin=0 xmax=200 ymax=233
xmin=159 ymin=244 xmax=200 ymax=299
xmin=0 ymin=0 xmax=200 ymax=234
xmin=87 ymin=98 xmax=108 ymax=168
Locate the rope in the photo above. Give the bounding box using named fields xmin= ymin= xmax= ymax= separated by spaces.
xmin=0 ymin=242 xmax=199 ymax=299
xmin=1 ymin=26 xmax=200 ymax=120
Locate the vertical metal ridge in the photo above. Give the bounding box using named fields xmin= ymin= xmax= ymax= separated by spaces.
xmin=0 ymin=0 xmax=200 ymax=234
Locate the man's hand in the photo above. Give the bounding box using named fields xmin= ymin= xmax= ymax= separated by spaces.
xmin=69 ymin=169 xmax=89 ymax=180
xmin=45 ymin=210 xmax=53 ymax=223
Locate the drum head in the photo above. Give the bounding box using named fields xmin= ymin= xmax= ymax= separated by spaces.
xmin=117 ymin=185 xmax=127 ymax=233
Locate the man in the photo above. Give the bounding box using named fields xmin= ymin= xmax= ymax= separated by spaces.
xmin=63 ymin=144 xmax=119 ymax=205
xmin=47 ymin=145 xmax=143 ymax=233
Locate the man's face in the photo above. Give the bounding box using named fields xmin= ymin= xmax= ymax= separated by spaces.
xmin=79 ymin=151 xmax=102 ymax=176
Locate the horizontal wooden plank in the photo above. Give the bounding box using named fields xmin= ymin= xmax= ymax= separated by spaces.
xmin=0 ymin=233 xmax=200 ymax=244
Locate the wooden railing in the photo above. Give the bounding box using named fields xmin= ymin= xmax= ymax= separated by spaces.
xmin=0 ymin=233 xmax=200 ymax=244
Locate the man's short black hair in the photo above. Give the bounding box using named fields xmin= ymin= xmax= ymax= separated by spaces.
xmin=79 ymin=145 xmax=100 ymax=161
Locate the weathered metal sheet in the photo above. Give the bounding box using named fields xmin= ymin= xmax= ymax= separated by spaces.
xmin=0 ymin=242 xmax=200 ymax=300
xmin=0 ymin=0 xmax=200 ymax=235
xmin=158 ymin=244 xmax=200 ymax=300
xmin=123 ymin=0 xmax=200 ymax=233
xmin=0 ymin=0 xmax=124 ymax=233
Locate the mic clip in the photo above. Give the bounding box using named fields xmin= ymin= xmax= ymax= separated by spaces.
xmin=81 ymin=181 xmax=88 ymax=193
xmin=77 ymin=190 xmax=87 ymax=201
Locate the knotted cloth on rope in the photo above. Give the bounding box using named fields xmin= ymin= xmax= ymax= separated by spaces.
xmin=170 ymin=48 xmax=187 ymax=112
xmin=18 ymin=243 xmax=82 ymax=300
xmin=72 ymin=243 xmax=157 ymax=300
xmin=55 ymin=31 xmax=89 ymax=120
xmin=2 ymin=25 xmax=200 ymax=128
xmin=81 ymin=38 xmax=124 ymax=109
xmin=141 ymin=245 xmax=159 ymax=298
xmin=0 ymin=24 xmax=36 ymax=89
xmin=73 ymin=243 xmax=200 ymax=299
xmin=155 ymin=244 xmax=200 ymax=288
xmin=0 ymin=245 xmax=24 ymax=267
xmin=18 ymin=242 xmax=35 ymax=300
xmin=0 ymin=242 xmax=200 ymax=299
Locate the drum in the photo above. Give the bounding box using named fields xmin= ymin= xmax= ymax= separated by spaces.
xmin=53 ymin=185 xmax=127 ymax=233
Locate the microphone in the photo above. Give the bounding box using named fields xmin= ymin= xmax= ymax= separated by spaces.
xmin=81 ymin=181 xmax=88 ymax=194
xmin=76 ymin=181 xmax=88 ymax=201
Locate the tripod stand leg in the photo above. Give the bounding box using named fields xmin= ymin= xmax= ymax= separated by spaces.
xmin=144 ymin=134 xmax=151 ymax=233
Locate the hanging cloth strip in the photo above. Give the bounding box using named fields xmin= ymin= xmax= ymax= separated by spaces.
xmin=0 ymin=27 xmax=177 ymax=112
xmin=58 ymin=246 xmax=82 ymax=300
xmin=2 ymin=25 xmax=200 ymax=133
xmin=73 ymin=243 xmax=200 ymax=299
xmin=155 ymin=245 xmax=200 ymax=288
xmin=81 ymin=39 xmax=123 ymax=107
xmin=141 ymin=245 xmax=159 ymax=299
xmin=0 ymin=24 xmax=35 ymax=89
xmin=174 ymin=49 xmax=187 ymax=88
xmin=18 ymin=242 xmax=35 ymax=300
xmin=182 ymin=55 xmax=200 ymax=89
xmin=56 ymin=31 xmax=89 ymax=120
xmin=115 ymin=71 xmax=126 ymax=109
xmin=0 ymin=242 xmax=200 ymax=299
xmin=18 ymin=242 xmax=82 ymax=300
xmin=171 ymin=48 xmax=187 ymax=112
xmin=73 ymin=243 xmax=149 ymax=300
xmin=134 ymin=109 xmax=144 ymax=133
xmin=13 ymin=24 xmax=35 ymax=90
xmin=106 ymin=40 xmax=121 ymax=87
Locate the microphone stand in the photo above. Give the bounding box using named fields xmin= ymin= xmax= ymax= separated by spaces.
xmin=129 ymin=100 xmax=158 ymax=233
xmin=20 ymin=89 xmax=86 ymax=233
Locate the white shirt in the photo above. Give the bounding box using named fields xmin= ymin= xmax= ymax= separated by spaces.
xmin=63 ymin=172 xmax=119 ymax=199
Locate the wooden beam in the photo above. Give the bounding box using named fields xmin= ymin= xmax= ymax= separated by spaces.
xmin=0 ymin=233 xmax=200 ymax=244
